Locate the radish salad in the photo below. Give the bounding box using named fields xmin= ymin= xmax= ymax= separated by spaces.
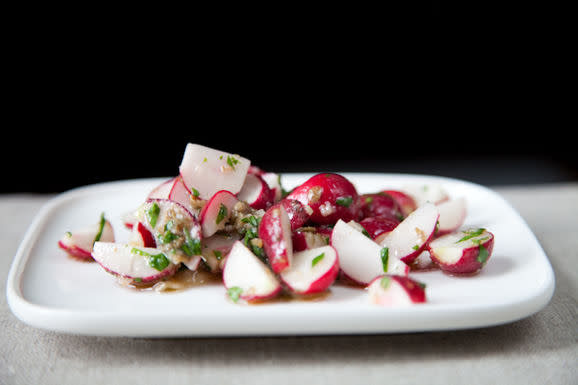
xmin=58 ymin=143 xmax=495 ymax=306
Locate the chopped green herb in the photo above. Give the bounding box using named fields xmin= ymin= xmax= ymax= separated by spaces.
xmin=131 ymin=247 xmax=170 ymax=271
xmin=227 ymin=286 xmax=243 ymax=303
xmin=336 ymin=196 xmax=353 ymax=207
xmin=456 ymin=228 xmax=486 ymax=243
xmin=417 ymin=281 xmax=427 ymax=289
xmin=362 ymin=228 xmax=371 ymax=238
xmin=412 ymin=245 xmax=420 ymax=251
xmin=65 ymin=231 xmax=72 ymax=237
xmin=311 ymin=253 xmax=325 ymax=267
xmin=133 ymin=278 xmax=142 ymax=283
xmin=191 ymin=187 xmax=200 ymax=197
xmin=213 ymin=250 xmax=223 ymax=260
xmin=93 ymin=212 xmax=106 ymax=245
xmin=203 ymin=157 xmax=207 ymax=162
xmin=241 ymin=215 xmax=260 ymax=227
xmin=181 ymin=232 xmax=202 ymax=256
xmin=365 ymin=196 xmax=374 ymax=204
xmin=380 ymin=247 xmax=389 ymax=272
xmin=216 ymin=203 xmax=228 ymax=224
xmin=147 ymin=202 xmax=160 ymax=228
xmin=158 ymin=230 xmax=179 ymax=244
xmin=227 ymin=155 xmax=239 ymax=170
xmin=380 ymin=276 xmax=391 ymax=289
xmin=477 ymin=245 xmax=489 ymax=264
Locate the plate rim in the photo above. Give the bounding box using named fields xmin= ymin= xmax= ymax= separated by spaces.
xmin=6 ymin=173 xmax=556 ymax=336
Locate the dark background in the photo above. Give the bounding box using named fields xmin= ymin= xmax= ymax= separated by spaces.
xmin=4 ymin=3 xmax=575 ymax=193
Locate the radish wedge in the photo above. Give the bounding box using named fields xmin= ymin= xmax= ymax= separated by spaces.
xmin=128 ymin=222 xmax=156 ymax=248
xmin=367 ymin=275 xmax=427 ymax=306
xmin=436 ymin=197 xmax=467 ymax=236
xmin=259 ymin=203 xmax=293 ymax=273
xmin=236 ymin=173 xmax=274 ymax=210
xmin=378 ymin=202 xmax=439 ymax=264
xmin=200 ymin=233 xmax=240 ymax=273
xmin=92 ymin=242 xmax=178 ymax=284
xmin=147 ymin=178 xmax=174 ymax=200
xmin=428 ymin=228 xmax=495 ymax=275
xmin=280 ymin=245 xmax=339 ymax=295
xmin=58 ymin=213 xmax=114 ymax=260
xmin=222 ymin=241 xmax=282 ymax=302
xmin=330 ymin=220 xmax=409 ymax=286
xmin=179 ymin=143 xmax=250 ymax=200
xmin=199 ymin=190 xmax=239 ymax=237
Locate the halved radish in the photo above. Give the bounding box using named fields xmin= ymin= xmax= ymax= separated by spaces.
xmin=367 ymin=275 xmax=427 ymax=306
xmin=199 ymin=190 xmax=239 ymax=237
xmin=378 ymin=202 xmax=439 ymax=264
xmin=222 ymin=241 xmax=282 ymax=302
xmin=137 ymin=199 xmax=202 ymax=265
xmin=381 ymin=190 xmax=417 ymax=217
xmin=428 ymin=228 xmax=494 ymax=275
xmin=330 ymin=220 xmax=409 ymax=285
xmin=92 ymin=242 xmax=178 ymax=284
xmin=261 ymin=172 xmax=283 ymax=202
xmin=280 ymin=245 xmax=339 ymax=295
xmin=236 ymin=173 xmax=274 ymax=210
xmin=278 ymin=199 xmax=311 ymax=230
xmin=200 ymin=232 xmax=240 ymax=273
xmin=179 ymin=143 xmax=250 ymax=200
xmin=436 ymin=197 xmax=467 ymax=236
xmin=286 ymin=173 xmax=360 ymax=225
xmin=58 ymin=213 xmax=114 ymax=260
xmin=259 ymin=203 xmax=293 ymax=273
xmin=128 ymin=222 xmax=156 ymax=248
xmin=403 ymin=183 xmax=450 ymax=207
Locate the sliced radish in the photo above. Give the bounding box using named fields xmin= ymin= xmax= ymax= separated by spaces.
xmin=128 ymin=221 xmax=156 ymax=248
xmin=359 ymin=193 xmax=402 ymax=221
xmin=168 ymin=176 xmax=198 ymax=215
xmin=137 ymin=199 xmax=202 ymax=265
xmin=378 ymin=202 xmax=439 ymax=264
xmin=367 ymin=275 xmax=427 ymax=306
xmin=280 ymin=245 xmax=339 ymax=295
xmin=436 ymin=197 xmax=467 ymax=236
xmin=199 ymin=190 xmax=239 ymax=237
xmin=381 ymin=189 xmax=417 ymax=217
xmin=179 ymin=143 xmax=250 ymax=200
xmin=278 ymin=199 xmax=311 ymax=231
xmin=147 ymin=178 xmax=175 ymax=200
xmin=200 ymin=233 xmax=240 ymax=273
xmin=222 ymin=241 xmax=282 ymax=302
xmin=261 ymin=172 xmax=283 ymax=202
xmin=92 ymin=242 xmax=178 ymax=284
xmin=403 ymin=183 xmax=450 ymax=206
xmin=259 ymin=203 xmax=293 ymax=273
xmin=58 ymin=213 xmax=114 ymax=260
xmin=428 ymin=228 xmax=494 ymax=275
xmin=236 ymin=173 xmax=274 ymax=210
xmin=330 ymin=220 xmax=409 ymax=285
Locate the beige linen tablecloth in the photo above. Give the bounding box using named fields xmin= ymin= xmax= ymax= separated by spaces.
xmin=1 ymin=184 xmax=577 ymax=385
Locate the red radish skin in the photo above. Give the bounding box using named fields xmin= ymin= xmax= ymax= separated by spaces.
xmin=359 ymin=216 xmax=400 ymax=240
xmin=259 ymin=204 xmax=293 ymax=273
xmin=199 ymin=190 xmax=239 ymax=237
xmin=278 ymin=199 xmax=311 ymax=231
xmin=367 ymin=275 xmax=427 ymax=306
xmin=236 ymin=173 xmax=275 ymax=210
xmin=359 ymin=193 xmax=403 ymax=221
xmin=280 ymin=245 xmax=339 ymax=295
xmin=129 ymin=222 xmax=156 ymax=248
xmin=292 ymin=227 xmax=332 ymax=252
xmin=286 ymin=173 xmax=360 ymax=225
xmin=168 ymin=176 xmax=197 ymax=214
xmin=57 ymin=241 xmax=93 ymax=260
xmin=222 ymin=241 xmax=282 ymax=302
xmin=428 ymin=229 xmax=495 ymax=275
xmin=381 ymin=190 xmax=417 ymax=217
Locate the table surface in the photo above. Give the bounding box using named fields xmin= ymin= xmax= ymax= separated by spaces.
xmin=1 ymin=183 xmax=577 ymax=385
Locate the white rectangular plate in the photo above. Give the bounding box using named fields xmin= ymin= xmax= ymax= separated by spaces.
xmin=7 ymin=173 xmax=555 ymax=337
